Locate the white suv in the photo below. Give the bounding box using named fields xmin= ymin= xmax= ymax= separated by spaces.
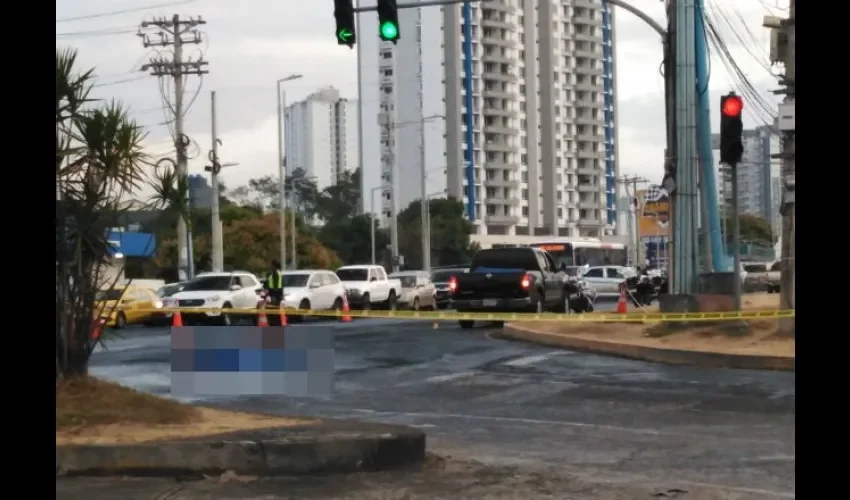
xmin=163 ymin=271 xmax=263 ymax=326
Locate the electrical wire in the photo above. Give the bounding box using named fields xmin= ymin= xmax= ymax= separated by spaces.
xmin=708 ymin=0 xmax=771 ymax=73
xmin=92 ymin=75 xmax=148 ymax=87
xmin=56 ymin=0 xmax=198 ymax=23
xmin=56 ymin=28 xmax=137 ymax=37
xmin=701 ymin=8 xmax=779 ymax=131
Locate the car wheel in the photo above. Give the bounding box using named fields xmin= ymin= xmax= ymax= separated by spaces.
xmin=361 ymin=294 xmax=371 ymax=312
xmin=412 ymin=297 xmax=420 ymax=311
xmin=219 ymin=303 xmax=233 ymax=326
xmin=386 ymin=291 xmax=398 ymax=311
xmin=291 ymin=299 xmax=310 ymax=323
xmin=459 ymin=320 xmax=474 ymax=329
xmin=115 ymin=312 xmax=127 ymax=329
xmin=535 ymin=297 xmax=544 ymax=314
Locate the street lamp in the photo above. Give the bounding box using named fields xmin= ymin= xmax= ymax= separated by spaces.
xmin=393 ymin=114 xmax=444 ymax=272
xmin=205 ymin=158 xmax=240 ymax=272
xmin=276 ymin=74 xmax=303 ymax=271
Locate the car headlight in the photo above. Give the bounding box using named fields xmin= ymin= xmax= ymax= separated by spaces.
xmin=207 ymin=295 xmax=221 ymax=302
xmin=283 ymin=294 xmax=295 ymax=301
xmin=154 ymin=300 xmax=164 ymax=309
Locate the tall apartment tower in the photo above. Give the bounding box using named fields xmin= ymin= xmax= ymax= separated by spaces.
xmin=442 ymin=0 xmax=619 ymax=245
xmin=284 ymin=87 xmax=359 ymax=191
xmin=711 ymin=125 xmax=776 ymax=223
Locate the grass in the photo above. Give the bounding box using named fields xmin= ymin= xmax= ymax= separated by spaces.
xmin=56 ymin=375 xmax=199 ymax=431
xmin=56 ymin=376 xmax=314 ymax=445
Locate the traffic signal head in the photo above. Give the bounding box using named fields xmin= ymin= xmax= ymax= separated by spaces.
xmin=377 ymin=0 xmax=400 ymax=43
xmin=719 ymin=93 xmax=744 ymax=165
xmin=333 ymin=0 xmax=356 ymax=48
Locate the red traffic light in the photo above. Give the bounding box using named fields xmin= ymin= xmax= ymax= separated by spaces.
xmin=722 ymin=96 xmax=743 ymax=117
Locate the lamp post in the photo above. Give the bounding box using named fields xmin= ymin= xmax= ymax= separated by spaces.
xmin=276 ymin=74 xmax=303 ymax=270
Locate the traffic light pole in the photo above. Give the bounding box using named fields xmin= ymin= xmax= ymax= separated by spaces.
xmin=729 ymin=163 xmax=742 ymax=311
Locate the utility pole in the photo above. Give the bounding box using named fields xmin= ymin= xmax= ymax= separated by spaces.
xmin=139 ymin=15 xmax=208 ymax=281
xmin=766 ymin=1 xmax=794 ymax=334
xmin=370 ymin=186 xmax=383 ymax=265
xmin=617 ymin=175 xmax=649 ymax=266
xmin=209 ymin=91 xmax=223 ymax=272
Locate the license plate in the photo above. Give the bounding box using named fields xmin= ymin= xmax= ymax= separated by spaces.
xmin=483 ymin=299 xmax=499 ymax=307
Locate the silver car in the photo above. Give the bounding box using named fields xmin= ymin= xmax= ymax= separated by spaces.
xmin=389 ymin=271 xmax=437 ymax=311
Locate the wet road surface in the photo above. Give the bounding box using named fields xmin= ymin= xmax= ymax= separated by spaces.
xmin=78 ymin=316 xmax=795 ymax=499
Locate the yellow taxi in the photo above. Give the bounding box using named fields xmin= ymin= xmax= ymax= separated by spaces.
xmin=94 ymin=285 xmax=163 ymax=329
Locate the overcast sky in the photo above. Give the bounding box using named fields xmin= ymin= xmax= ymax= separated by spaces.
xmin=56 ymin=0 xmax=788 ymax=197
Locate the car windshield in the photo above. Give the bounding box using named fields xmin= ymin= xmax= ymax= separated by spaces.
xmin=95 ymin=289 xmax=126 ymax=301
xmin=181 ymin=276 xmax=232 ymax=291
xmin=336 ymin=268 xmax=369 ymax=281
xmin=744 ymin=264 xmax=767 ymax=272
xmin=282 ymin=274 xmax=310 ymax=287
xmin=431 ymin=270 xmax=464 ymax=283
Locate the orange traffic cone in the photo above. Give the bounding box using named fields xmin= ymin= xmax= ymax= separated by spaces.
xmin=616 ymin=284 xmax=628 ymax=314
xmin=172 ymin=310 xmax=184 ymax=327
xmin=279 ymin=301 xmax=288 ymax=326
xmin=256 ymin=301 xmax=269 ymax=327
xmin=341 ymin=295 xmax=352 ymax=323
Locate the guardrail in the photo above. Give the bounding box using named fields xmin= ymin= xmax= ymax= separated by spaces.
xmin=127 ymin=307 xmax=795 ymax=323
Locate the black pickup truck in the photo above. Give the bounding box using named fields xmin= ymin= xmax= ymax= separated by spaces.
xmin=450 ymin=247 xmax=567 ymax=329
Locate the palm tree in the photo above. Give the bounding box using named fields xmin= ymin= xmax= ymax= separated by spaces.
xmin=56 ymin=48 xmax=149 ymax=379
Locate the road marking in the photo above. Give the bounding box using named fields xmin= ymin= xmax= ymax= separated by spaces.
xmin=349 ymin=408 xmax=786 ymax=444
xmin=425 ymin=371 xmax=477 ymax=384
xmin=504 ymin=353 xmax=557 ymax=367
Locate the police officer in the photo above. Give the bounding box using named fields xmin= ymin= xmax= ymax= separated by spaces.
xmin=265 ymin=259 xmax=284 ymax=305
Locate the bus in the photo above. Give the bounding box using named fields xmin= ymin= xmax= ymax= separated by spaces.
xmin=527 ymin=238 xmax=628 ymax=268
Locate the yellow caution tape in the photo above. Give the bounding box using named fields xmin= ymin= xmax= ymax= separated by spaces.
xmin=133 ymin=307 xmax=795 ymax=323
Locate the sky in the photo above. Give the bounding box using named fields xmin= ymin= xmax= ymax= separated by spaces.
xmin=56 ymin=0 xmax=790 ymax=200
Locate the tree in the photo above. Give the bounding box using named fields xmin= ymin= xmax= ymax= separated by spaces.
xmin=231 ymin=168 xmax=320 ymax=218
xmin=396 ymin=197 xmax=478 ymax=269
xmin=56 ymin=48 xmax=149 ymax=379
xmin=154 ymin=212 xmax=342 ymax=276
xmin=723 ymin=213 xmax=775 ymax=247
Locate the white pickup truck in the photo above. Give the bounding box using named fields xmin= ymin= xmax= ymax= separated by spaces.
xmin=336 ymin=265 xmax=402 ymax=311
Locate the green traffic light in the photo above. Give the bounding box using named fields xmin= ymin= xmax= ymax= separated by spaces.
xmin=380 ymin=21 xmax=398 ymax=40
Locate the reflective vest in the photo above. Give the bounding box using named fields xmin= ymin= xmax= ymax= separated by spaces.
xmin=267 ymin=270 xmax=283 ymax=290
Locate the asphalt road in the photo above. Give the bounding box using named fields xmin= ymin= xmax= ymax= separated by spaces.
xmin=79 ymin=314 xmax=794 ymax=499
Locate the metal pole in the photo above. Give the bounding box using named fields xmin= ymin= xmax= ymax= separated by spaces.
xmin=731 ymin=163 xmax=742 ymax=310
xmin=355 ymin=0 xmax=366 ymax=214
xmin=291 ymin=191 xmax=297 ymax=269
xmin=277 ymin=84 xmax=287 ymax=271
xmin=370 ymin=186 xmax=381 ymax=265
xmin=388 ymin=119 xmax=400 ymax=273
xmin=420 ymin=125 xmax=430 ymax=272
xmin=210 ymin=91 xmax=223 ymax=272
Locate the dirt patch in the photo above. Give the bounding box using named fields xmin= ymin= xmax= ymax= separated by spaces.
xmin=634 ymin=292 xmax=781 ymax=314
xmin=512 ymin=292 xmax=793 ymax=358
xmin=57 ymin=376 xmax=313 ymax=445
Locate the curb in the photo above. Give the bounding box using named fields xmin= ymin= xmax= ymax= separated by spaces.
xmin=56 ymin=422 xmax=426 ymax=477
xmin=496 ymin=324 xmax=794 ymax=372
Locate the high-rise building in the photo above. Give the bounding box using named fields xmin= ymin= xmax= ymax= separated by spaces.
xmin=711 ymin=125 xmax=777 ymax=226
xmin=284 ymin=87 xmax=359 ymax=191
xmin=442 ymin=0 xmax=619 ymax=247
xmin=188 ymin=174 xmax=213 ymax=209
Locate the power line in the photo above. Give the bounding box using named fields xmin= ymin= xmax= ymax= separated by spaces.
xmin=56 ymin=0 xmax=198 ymax=23
xmin=92 ymin=75 xmax=148 ymax=87
xmin=56 ymin=28 xmax=138 ymax=37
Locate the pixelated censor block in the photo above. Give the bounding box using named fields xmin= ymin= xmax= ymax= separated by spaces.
xmin=170 ymin=326 xmax=334 ymax=398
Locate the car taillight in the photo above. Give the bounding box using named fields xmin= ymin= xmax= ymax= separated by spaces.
xmin=520 ymin=273 xmax=531 ymax=290
xmin=448 ymin=276 xmax=458 ymax=293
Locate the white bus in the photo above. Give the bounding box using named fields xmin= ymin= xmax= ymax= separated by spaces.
xmin=490 ymin=238 xmax=628 ymax=268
